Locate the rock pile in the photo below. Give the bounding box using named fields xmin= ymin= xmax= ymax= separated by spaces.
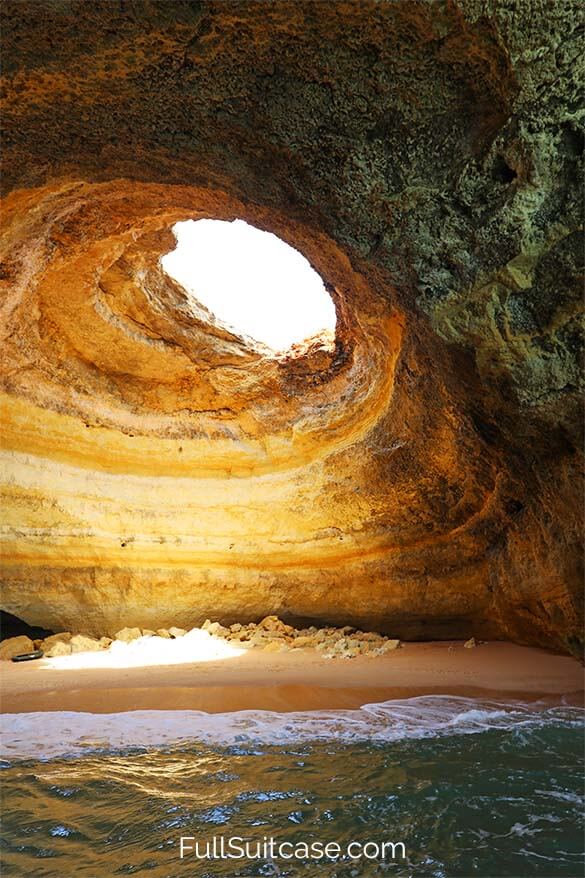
xmin=0 ymin=616 xmax=404 ymax=660
xmin=198 ymin=616 xmax=402 ymax=659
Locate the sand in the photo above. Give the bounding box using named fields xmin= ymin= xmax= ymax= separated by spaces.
xmin=1 ymin=641 xmax=582 ymax=714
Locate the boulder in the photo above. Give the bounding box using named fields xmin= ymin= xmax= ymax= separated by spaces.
xmin=201 ymin=621 xmax=228 ymax=637
xmin=168 ymin=626 xmax=187 ymax=638
xmin=291 ymin=635 xmax=317 ymax=649
xmin=45 ymin=640 xmax=72 ymax=657
xmin=262 ymin=640 xmax=288 ymax=653
xmin=249 ymin=630 xmax=271 ymax=646
xmin=99 ymin=636 xmax=113 ymax=648
xmin=141 ymin=628 xmax=156 ymax=637
xmin=330 ymin=639 xmax=361 ymax=658
xmin=258 ymin=615 xmax=294 ymax=636
xmin=42 ymin=632 xmax=72 ymax=651
xmin=114 ymin=626 xmax=143 ymax=643
xmin=381 ymin=639 xmax=401 ymax=651
xmin=464 ymin=637 xmax=477 ymax=649
xmin=156 ymin=628 xmax=172 ymax=638
xmin=226 ymin=630 xmax=249 ymax=641
xmin=322 ymin=643 xmax=359 ymax=659
xmin=0 ymin=635 xmax=35 ymax=660
xmin=70 ymin=634 xmax=102 ymax=653
xmin=355 ymin=631 xmax=384 ymax=643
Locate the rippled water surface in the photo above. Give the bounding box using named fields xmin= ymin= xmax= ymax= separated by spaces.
xmin=1 ymin=698 xmax=583 ymax=877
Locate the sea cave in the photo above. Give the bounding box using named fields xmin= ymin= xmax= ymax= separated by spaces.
xmin=0 ymin=2 xmax=583 ymax=876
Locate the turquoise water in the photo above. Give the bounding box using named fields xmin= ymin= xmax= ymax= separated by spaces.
xmin=1 ymin=698 xmax=583 ymax=877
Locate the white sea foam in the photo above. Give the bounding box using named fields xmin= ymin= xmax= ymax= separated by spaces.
xmin=1 ymin=696 xmax=582 ymax=761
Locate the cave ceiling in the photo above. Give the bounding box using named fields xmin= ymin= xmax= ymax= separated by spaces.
xmin=0 ymin=0 xmax=583 ymax=653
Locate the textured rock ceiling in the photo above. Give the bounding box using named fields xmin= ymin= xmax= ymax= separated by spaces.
xmin=0 ymin=0 xmax=583 ymax=653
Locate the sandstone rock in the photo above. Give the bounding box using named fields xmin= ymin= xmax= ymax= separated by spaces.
xmin=356 ymin=631 xmax=384 ymax=643
xmin=168 ymin=627 xmax=186 ymax=638
xmin=0 ymin=636 xmax=34 ymax=660
xmin=156 ymin=629 xmax=172 ymax=638
xmin=42 ymin=632 xmax=72 ymax=651
xmin=201 ymin=621 xmax=228 ymax=637
xmin=227 ymin=630 xmax=250 ymax=642
xmin=99 ymin=636 xmax=113 ymax=648
xmin=258 ymin=616 xmax=294 ymax=636
xmin=319 ymin=637 xmax=358 ymax=659
xmin=322 ymin=644 xmax=359 ymax=659
xmin=141 ymin=628 xmax=156 ymax=637
xmin=464 ymin=637 xmax=477 ymax=649
xmin=380 ymin=639 xmax=401 ymax=652
xmin=291 ymin=635 xmax=316 ymax=649
xmin=45 ymin=640 xmax=72 ymax=657
xmin=70 ymin=634 xmax=102 ymax=653
xmin=249 ymin=630 xmax=272 ymax=646
xmin=262 ymin=640 xmax=288 ymax=653
xmin=114 ymin=627 xmax=142 ymax=643
xmin=201 ymin=619 xmax=228 ymax=634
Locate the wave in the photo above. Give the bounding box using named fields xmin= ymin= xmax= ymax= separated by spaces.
xmin=1 ymin=696 xmax=583 ymax=762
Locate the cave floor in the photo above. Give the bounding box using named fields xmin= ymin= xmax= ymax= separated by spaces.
xmin=1 ymin=641 xmax=582 ymax=715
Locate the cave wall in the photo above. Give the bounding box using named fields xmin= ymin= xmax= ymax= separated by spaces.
xmin=0 ymin=0 xmax=582 ymax=652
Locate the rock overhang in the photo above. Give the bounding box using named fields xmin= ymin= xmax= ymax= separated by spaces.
xmin=0 ymin=0 xmax=582 ymax=655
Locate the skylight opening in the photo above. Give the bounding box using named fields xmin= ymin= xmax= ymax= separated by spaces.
xmin=161 ymin=219 xmax=336 ymax=353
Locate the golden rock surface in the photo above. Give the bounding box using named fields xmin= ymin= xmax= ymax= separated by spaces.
xmin=0 ymin=2 xmax=582 ymax=653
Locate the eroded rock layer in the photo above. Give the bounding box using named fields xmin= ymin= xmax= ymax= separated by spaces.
xmin=1 ymin=1 xmax=583 ymax=653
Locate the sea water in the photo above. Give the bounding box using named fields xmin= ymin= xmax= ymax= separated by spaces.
xmin=1 ymin=696 xmax=583 ymax=877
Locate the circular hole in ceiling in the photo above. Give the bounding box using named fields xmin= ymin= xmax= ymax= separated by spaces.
xmin=161 ymin=219 xmax=336 ymax=353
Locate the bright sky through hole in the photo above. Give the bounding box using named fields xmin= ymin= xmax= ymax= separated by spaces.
xmin=161 ymin=219 xmax=336 ymax=351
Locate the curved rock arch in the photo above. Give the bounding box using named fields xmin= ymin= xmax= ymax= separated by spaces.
xmin=0 ymin=1 xmax=582 ymax=653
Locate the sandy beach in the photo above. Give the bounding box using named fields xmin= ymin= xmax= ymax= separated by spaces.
xmin=1 ymin=641 xmax=582 ymax=715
